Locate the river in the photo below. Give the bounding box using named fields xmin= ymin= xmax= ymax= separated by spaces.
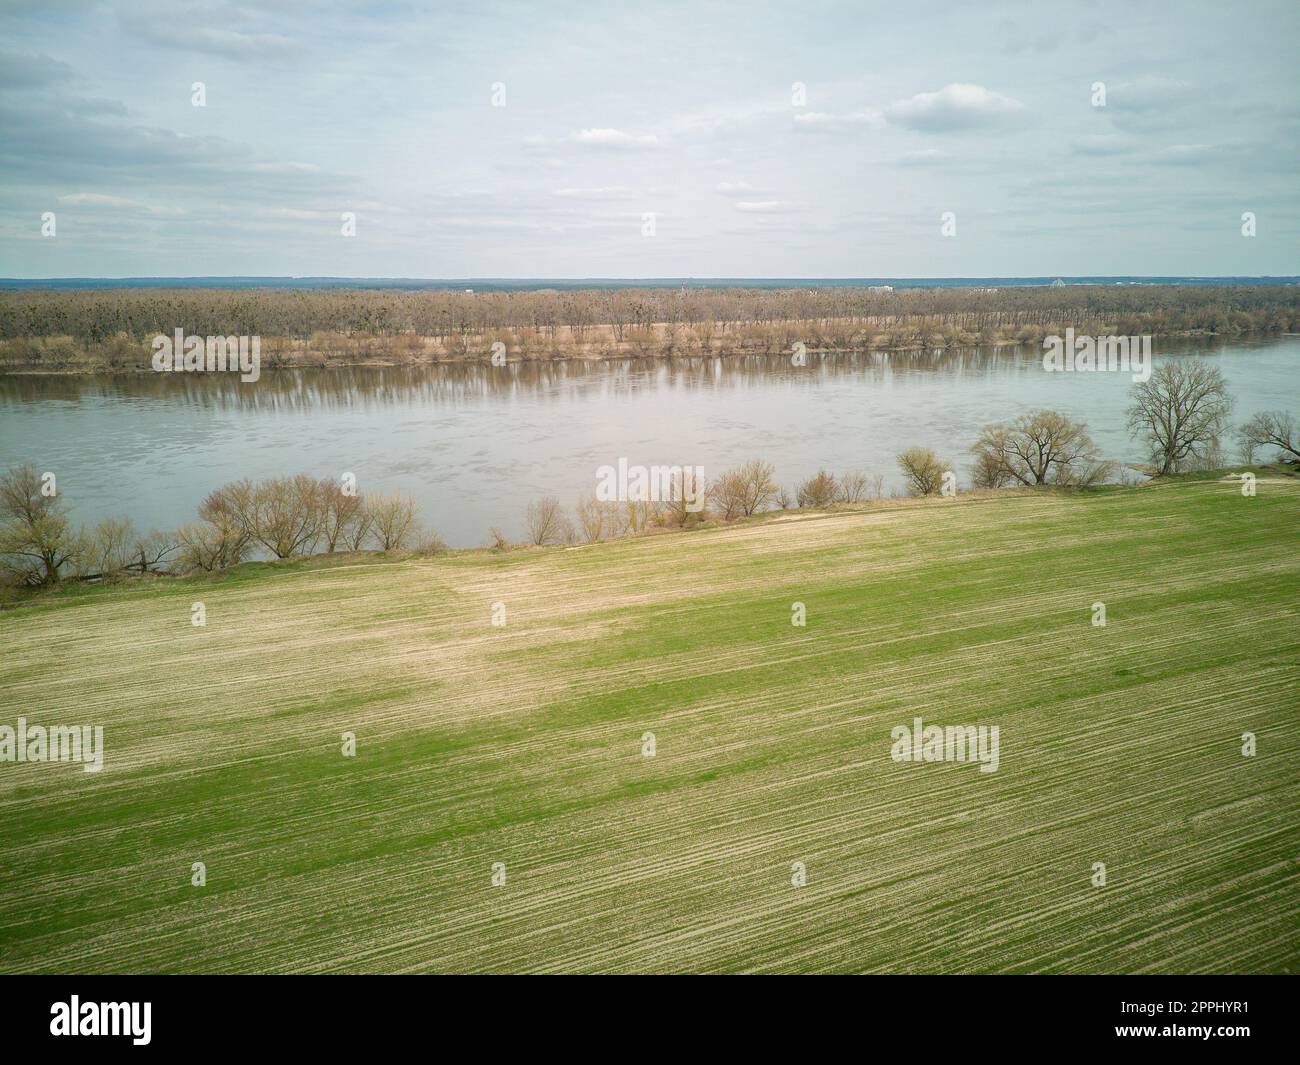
xmin=1 ymin=338 xmax=1294 ymax=547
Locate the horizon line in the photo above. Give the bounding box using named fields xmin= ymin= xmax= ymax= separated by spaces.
xmin=2 ymin=274 xmax=1297 ymax=285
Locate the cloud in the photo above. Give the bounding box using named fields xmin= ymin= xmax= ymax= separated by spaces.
xmin=571 ymin=128 xmax=659 ymax=149
xmin=553 ymin=186 xmax=637 ymax=199
xmin=1104 ymin=77 xmax=1199 ymax=132
xmin=1109 ymin=77 xmax=1194 ymax=113
xmin=715 ymin=181 xmax=762 ymax=196
xmin=1149 ymin=143 xmax=1215 ymax=165
xmin=898 ymin=148 xmax=950 ymax=167
xmin=886 ymin=83 xmax=1026 ymax=132
xmin=735 ymin=201 xmax=797 ymax=213
xmin=793 ymin=110 xmax=884 ymax=132
xmin=251 ymin=161 xmax=323 ymax=175
xmin=527 ymin=128 xmax=659 ymax=150
xmin=1071 ymin=134 xmax=1135 ymax=156
xmin=118 ymin=10 xmax=295 ymax=60
xmin=0 ymin=51 xmax=76 ymax=90
xmin=57 ymin=192 xmax=184 ymax=215
xmin=58 ymin=192 xmax=137 ymax=208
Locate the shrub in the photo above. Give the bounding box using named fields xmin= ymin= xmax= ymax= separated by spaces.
xmin=796 ymin=470 xmax=839 ymax=509
xmin=896 ymin=447 xmax=947 ymax=497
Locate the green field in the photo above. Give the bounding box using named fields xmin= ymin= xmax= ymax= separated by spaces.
xmin=1 ymin=476 xmax=1297 ymax=974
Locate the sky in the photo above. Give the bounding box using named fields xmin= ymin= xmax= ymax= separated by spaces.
xmin=1 ymin=0 xmax=1297 ymax=279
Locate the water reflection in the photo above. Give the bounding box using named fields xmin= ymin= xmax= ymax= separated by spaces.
xmin=0 ymin=338 xmax=1252 ymax=411
xmin=0 ymin=347 xmax=1084 ymax=408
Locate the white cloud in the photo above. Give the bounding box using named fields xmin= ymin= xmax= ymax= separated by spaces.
xmin=735 ymin=200 xmax=797 ymax=213
xmin=886 ymin=83 xmax=1026 ymax=131
xmin=1110 ymin=77 xmax=1194 ymax=113
xmin=1071 ymin=135 xmax=1134 ymax=156
xmin=252 ymin=161 xmax=322 ymax=174
xmin=1149 ymin=143 xmax=1215 ymax=164
xmin=793 ymin=110 xmax=884 ymax=132
xmin=898 ymin=148 xmax=950 ymax=166
xmin=58 ymin=192 xmax=138 ymax=208
xmin=118 ymin=11 xmax=294 ymax=60
xmin=571 ymin=128 xmax=659 ymax=148
xmin=527 ymin=128 xmax=660 ymax=150
xmin=554 ymin=186 xmax=637 ymax=199
xmin=57 ymin=192 xmax=184 ymax=215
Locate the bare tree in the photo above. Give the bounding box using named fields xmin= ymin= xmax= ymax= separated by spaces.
xmin=970 ymin=410 xmax=1113 ymax=487
xmin=524 ymin=496 xmax=573 ymax=544
xmin=970 ymin=448 xmax=1012 ymax=489
xmin=318 ymin=479 xmax=366 ymax=552
xmin=896 ymin=447 xmax=946 ymax=496
xmin=340 ymin=503 xmax=374 ymax=551
xmin=198 ymin=480 xmax=254 ymax=560
xmin=711 ymin=470 xmax=747 ymax=521
xmin=87 ymin=517 xmax=136 ymax=577
xmin=1239 ymin=410 xmax=1299 ymax=463
xmin=1127 ymin=362 xmax=1233 ymax=476
xmin=176 ymin=520 xmax=247 ymax=572
xmin=796 ymin=470 xmax=839 ymax=509
xmin=367 ymin=492 xmax=419 ymax=550
xmin=127 ymin=529 xmax=179 ymax=574
xmin=414 ymin=528 xmax=447 ymax=554
xmin=249 ymin=474 xmax=324 ymax=558
xmin=623 ymin=498 xmax=660 ymax=534
xmin=837 ymin=470 xmax=872 ymax=503
xmin=0 ymin=464 xmax=80 ymax=585
xmin=575 ymin=494 xmax=622 ymax=542
xmin=661 ymin=468 xmax=707 ymax=528
xmin=737 ymin=459 xmax=778 ymax=515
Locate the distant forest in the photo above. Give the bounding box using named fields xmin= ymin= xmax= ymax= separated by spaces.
xmin=2 ymin=284 xmax=1296 ymax=371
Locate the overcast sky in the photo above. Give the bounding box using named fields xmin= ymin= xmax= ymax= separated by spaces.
xmin=1 ymin=0 xmax=1297 ymax=279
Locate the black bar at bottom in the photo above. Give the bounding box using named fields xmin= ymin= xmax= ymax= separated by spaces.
xmin=1 ymin=974 xmax=1288 ymax=1052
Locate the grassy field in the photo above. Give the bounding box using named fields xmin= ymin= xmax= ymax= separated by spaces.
xmin=1 ymin=476 xmax=1296 ymax=974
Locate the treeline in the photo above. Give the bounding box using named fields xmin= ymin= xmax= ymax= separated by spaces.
xmin=0 ymin=467 xmax=438 ymax=588
xmin=2 ymin=285 xmax=1296 ymax=371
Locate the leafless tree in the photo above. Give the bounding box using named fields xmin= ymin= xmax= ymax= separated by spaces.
xmin=198 ymin=480 xmax=254 ymax=560
xmin=127 ymin=529 xmax=179 ymax=574
xmin=623 ymin=498 xmax=661 ymax=534
xmin=737 ymin=459 xmax=778 ymax=515
xmin=524 ymin=496 xmax=573 ymax=544
xmin=367 ymin=492 xmax=419 ymax=550
xmin=970 ymin=410 xmax=1114 ymax=487
xmin=87 ymin=517 xmax=136 ymax=577
xmin=711 ymin=470 xmax=747 ymax=521
xmin=837 ymin=470 xmax=872 ymax=503
xmin=414 ymin=528 xmax=447 ymax=554
xmin=248 ymin=474 xmax=324 ymax=558
xmin=0 ymin=464 xmax=80 ymax=585
xmin=896 ymin=448 xmax=946 ymax=496
xmin=318 ymin=479 xmax=366 ymax=552
xmin=1239 ymin=410 xmax=1299 ymax=463
xmin=575 ymin=494 xmax=623 ymax=541
xmin=796 ymin=470 xmax=839 ymax=509
xmin=970 ymin=448 xmax=1012 ymax=489
xmin=1127 ymin=362 xmax=1233 ymax=476
xmin=660 ymin=469 xmax=707 ymax=528
xmin=176 ymin=520 xmax=247 ymax=572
